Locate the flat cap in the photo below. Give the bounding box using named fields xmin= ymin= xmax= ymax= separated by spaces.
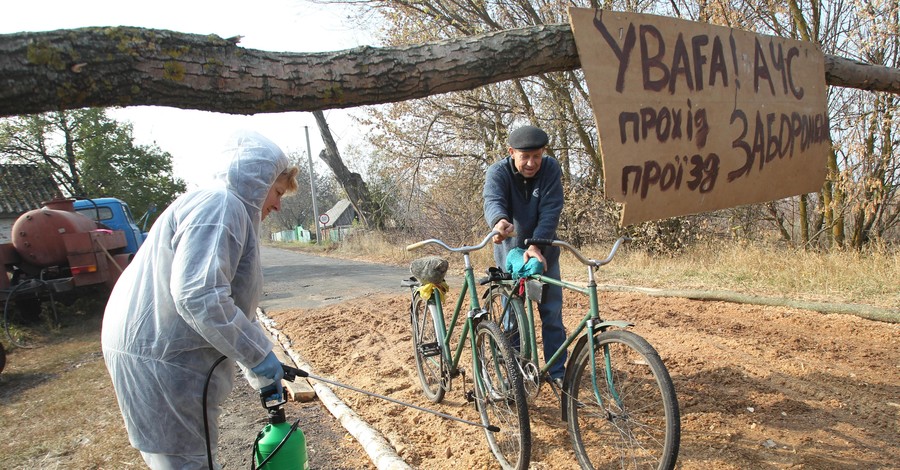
xmin=508 ymin=125 xmax=549 ymax=150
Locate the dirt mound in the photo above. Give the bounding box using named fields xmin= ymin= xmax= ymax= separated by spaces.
xmin=269 ymin=292 xmax=899 ymax=469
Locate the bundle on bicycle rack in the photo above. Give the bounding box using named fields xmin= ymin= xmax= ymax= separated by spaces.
xmin=409 ymin=256 xmax=448 ymax=285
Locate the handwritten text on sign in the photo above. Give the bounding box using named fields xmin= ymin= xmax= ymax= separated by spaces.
xmin=568 ymin=8 xmax=830 ymax=225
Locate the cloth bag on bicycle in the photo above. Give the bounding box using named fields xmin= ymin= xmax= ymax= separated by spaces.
xmin=410 ymin=256 xmax=449 ymax=300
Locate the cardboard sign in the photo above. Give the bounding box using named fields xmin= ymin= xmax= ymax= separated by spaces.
xmin=569 ymin=8 xmax=830 ymax=225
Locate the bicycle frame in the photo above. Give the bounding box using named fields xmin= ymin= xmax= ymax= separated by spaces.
xmin=407 ymin=230 xmax=534 ymax=470
xmin=496 ymin=238 xmax=632 ymax=404
xmin=488 ymin=237 xmax=680 ymax=469
xmin=429 ymin=252 xmax=489 ymax=381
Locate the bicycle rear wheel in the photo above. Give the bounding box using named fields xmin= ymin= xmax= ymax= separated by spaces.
xmin=473 ymin=320 xmax=531 ymax=470
xmin=410 ymin=292 xmax=447 ymax=403
xmin=565 ymin=329 xmax=680 ymax=469
xmin=483 ymin=285 xmax=540 ymax=401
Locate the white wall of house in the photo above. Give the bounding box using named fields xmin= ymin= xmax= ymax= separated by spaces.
xmin=0 ymin=217 xmax=15 ymax=243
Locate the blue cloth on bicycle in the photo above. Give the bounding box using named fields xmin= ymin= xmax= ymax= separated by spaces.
xmin=505 ymin=247 xmax=544 ymax=280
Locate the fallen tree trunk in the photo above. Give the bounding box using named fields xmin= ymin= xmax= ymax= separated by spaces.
xmin=1 ymin=24 xmax=897 ymax=118
xmin=600 ymin=284 xmax=900 ymax=324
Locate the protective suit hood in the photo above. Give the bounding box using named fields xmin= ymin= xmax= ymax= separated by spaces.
xmin=217 ymin=130 xmax=291 ymax=224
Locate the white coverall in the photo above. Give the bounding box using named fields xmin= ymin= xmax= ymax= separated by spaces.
xmin=101 ymin=131 xmax=290 ymax=468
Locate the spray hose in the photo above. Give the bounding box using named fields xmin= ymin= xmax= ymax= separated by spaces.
xmin=204 ymin=356 xmax=228 ymax=470
xmin=281 ymin=363 xmax=500 ymax=433
xmin=201 ymin=357 xmax=501 ymax=470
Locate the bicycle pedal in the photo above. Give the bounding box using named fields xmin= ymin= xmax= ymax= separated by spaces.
xmin=465 ymin=390 xmax=475 ymax=403
xmin=419 ymin=342 xmax=441 ymax=357
xmin=546 ymin=377 xmax=564 ymax=401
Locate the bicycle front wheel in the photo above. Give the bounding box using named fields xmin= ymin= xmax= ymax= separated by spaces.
xmin=410 ymin=292 xmax=446 ymax=403
xmin=473 ymin=320 xmax=531 ymax=470
xmin=566 ymin=329 xmax=680 ymax=470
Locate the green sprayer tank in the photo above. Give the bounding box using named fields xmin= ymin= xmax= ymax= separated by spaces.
xmin=254 ymin=408 xmax=308 ymax=470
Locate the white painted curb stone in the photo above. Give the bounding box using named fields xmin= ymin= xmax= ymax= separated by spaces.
xmin=258 ymin=309 xmax=411 ymax=470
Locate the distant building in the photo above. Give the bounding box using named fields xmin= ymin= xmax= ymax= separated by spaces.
xmin=294 ymin=226 xmax=313 ymax=243
xmin=271 ymin=229 xmax=297 ymax=242
xmin=321 ymin=199 xmax=358 ymax=242
xmin=0 ymin=164 xmax=63 ymax=243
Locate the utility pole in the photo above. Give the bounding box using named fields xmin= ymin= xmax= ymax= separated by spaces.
xmin=304 ymin=126 xmax=322 ymax=244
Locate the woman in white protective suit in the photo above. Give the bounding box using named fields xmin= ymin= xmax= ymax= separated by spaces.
xmin=102 ymin=130 xmax=299 ymax=469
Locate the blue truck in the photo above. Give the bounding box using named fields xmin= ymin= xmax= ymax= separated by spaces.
xmin=72 ymin=197 xmax=147 ymax=255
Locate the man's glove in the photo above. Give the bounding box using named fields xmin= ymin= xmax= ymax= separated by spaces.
xmin=506 ymin=247 xmax=544 ymax=279
xmin=251 ymin=351 xmax=285 ymax=401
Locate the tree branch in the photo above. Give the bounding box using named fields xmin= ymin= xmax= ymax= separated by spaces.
xmin=0 ymin=24 xmax=897 ymax=118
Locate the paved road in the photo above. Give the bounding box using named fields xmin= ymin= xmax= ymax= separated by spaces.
xmin=259 ymin=245 xmax=410 ymax=311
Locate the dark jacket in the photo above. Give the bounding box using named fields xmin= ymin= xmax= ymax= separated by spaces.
xmin=483 ymin=155 xmax=564 ymax=267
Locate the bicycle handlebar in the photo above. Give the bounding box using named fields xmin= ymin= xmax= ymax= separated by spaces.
xmin=406 ymin=230 xmax=502 ymax=253
xmin=524 ymin=236 xmax=630 ymax=268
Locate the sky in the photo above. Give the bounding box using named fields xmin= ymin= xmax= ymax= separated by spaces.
xmin=1 ymin=0 xmax=375 ymax=188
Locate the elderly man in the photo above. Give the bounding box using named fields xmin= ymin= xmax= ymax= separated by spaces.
xmin=483 ymin=124 xmax=566 ymax=386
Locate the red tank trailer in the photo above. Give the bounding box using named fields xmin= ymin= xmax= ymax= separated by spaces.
xmin=1 ymin=198 xmax=132 ymax=322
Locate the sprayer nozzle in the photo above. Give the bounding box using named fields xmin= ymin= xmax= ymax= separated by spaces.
xmin=281 ymin=364 xmax=308 ymax=381
xmin=487 ymin=425 xmax=501 ymax=433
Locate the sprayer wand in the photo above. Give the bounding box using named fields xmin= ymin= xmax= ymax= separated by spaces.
xmin=281 ymin=364 xmax=500 ymax=433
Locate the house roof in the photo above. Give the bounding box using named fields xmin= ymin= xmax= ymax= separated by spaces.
xmin=323 ymin=199 xmax=354 ymax=227
xmin=0 ymin=164 xmax=63 ymax=217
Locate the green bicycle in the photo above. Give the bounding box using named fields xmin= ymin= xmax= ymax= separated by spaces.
xmin=403 ymin=230 xmax=531 ymax=470
xmin=483 ymin=237 xmax=680 ymax=469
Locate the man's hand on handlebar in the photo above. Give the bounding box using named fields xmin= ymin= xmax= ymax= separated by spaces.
xmin=492 ymin=220 xmax=514 ymax=243
xmin=492 ymin=219 xmax=514 ymax=244
xmin=523 ymin=244 xmax=547 ymax=270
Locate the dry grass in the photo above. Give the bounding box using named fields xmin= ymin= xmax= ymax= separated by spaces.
xmin=593 ymin=240 xmax=899 ymax=308
xmin=0 ymin=305 xmax=142 ymax=469
xmin=275 ymin=232 xmax=899 ymax=309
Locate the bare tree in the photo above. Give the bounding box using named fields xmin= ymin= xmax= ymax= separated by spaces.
xmin=313 ymin=110 xmax=382 ymax=228
xmin=341 ymin=0 xmax=899 ymax=249
xmin=1 ymin=12 xmax=897 ymax=248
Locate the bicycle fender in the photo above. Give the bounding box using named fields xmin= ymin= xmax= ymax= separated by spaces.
xmin=596 ymin=320 xmax=633 ymax=330
xmin=561 ymin=335 xmax=589 ymax=423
